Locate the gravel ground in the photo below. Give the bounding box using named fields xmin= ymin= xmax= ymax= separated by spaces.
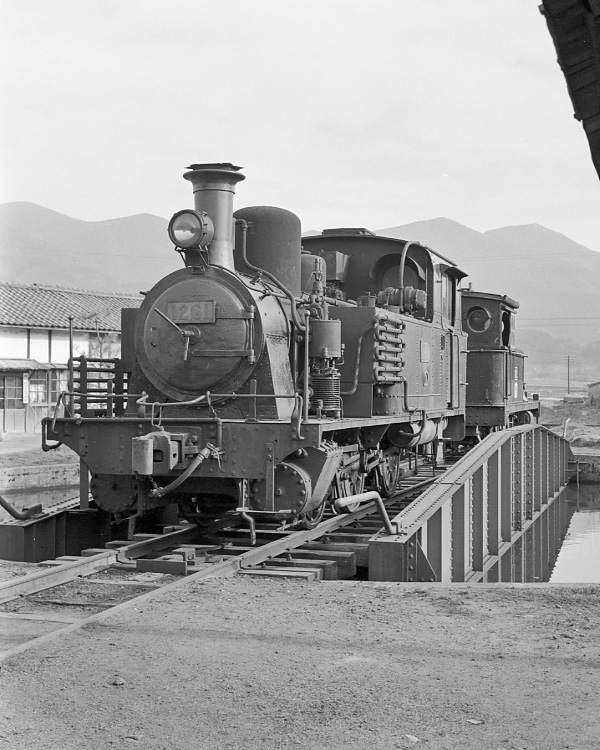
xmin=1 ymin=576 xmax=599 ymax=750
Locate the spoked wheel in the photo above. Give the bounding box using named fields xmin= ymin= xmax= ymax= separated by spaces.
xmin=337 ymin=469 xmax=366 ymax=514
xmin=378 ymin=448 xmax=402 ymax=498
xmin=298 ymin=501 xmax=326 ymax=529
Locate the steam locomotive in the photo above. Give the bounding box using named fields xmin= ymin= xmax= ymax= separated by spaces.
xmin=42 ymin=162 xmax=538 ymax=537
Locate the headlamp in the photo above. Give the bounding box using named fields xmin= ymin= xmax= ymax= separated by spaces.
xmin=168 ymin=210 xmax=214 ymax=249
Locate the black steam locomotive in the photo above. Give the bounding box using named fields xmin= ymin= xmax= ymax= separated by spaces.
xmin=42 ymin=162 xmax=537 ymax=537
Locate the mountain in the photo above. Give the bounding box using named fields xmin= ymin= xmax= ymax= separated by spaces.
xmin=378 ymin=218 xmax=600 ymax=385
xmin=0 ymin=202 xmax=177 ymax=294
xmin=378 ymin=218 xmax=600 ymax=315
xmin=1 ymin=203 xmax=598 ymax=385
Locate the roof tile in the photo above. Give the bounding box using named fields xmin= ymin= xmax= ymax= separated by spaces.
xmin=0 ymin=282 xmax=142 ymax=332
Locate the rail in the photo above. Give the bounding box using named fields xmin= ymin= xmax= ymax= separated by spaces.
xmin=368 ymin=425 xmax=573 ymax=582
xmin=0 ymin=476 xmax=439 ymax=660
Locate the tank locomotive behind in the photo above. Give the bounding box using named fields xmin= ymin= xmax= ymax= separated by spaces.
xmin=461 ymin=289 xmax=539 ymax=439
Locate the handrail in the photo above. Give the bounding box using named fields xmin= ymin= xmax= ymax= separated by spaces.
xmin=335 ymin=490 xmax=397 ymax=535
xmin=135 ymin=391 xmax=296 ymax=407
xmin=0 ymin=494 xmax=42 ymax=520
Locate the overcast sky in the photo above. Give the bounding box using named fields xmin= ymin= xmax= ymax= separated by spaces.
xmin=2 ymin=0 xmax=600 ymax=252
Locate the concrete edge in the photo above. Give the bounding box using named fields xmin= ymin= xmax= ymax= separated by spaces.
xmin=0 ymin=464 xmax=80 ymax=492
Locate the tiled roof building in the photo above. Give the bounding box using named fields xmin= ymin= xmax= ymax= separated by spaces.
xmin=0 ymin=282 xmax=142 ymax=331
xmin=0 ymin=283 xmax=141 ymax=433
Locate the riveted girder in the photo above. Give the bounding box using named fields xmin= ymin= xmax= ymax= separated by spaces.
xmin=368 ymin=426 xmax=574 ymax=582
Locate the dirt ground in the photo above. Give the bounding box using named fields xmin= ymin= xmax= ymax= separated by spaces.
xmin=1 ymin=576 xmax=599 ymax=750
xmin=540 ymin=400 xmax=600 ymax=450
xmin=0 ymin=435 xmax=75 ymax=468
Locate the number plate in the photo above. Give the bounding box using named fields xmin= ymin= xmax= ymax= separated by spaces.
xmin=167 ymin=300 xmax=216 ymax=324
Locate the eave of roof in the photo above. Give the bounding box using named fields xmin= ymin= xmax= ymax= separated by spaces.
xmin=542 ymin=0 xmax=600 ymax=180
xmin=0 ymin=282 xmax=142 ymax=331
xmin=0 ymin=359 xmax=53 ymax=371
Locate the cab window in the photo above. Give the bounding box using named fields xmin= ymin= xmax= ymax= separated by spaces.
xmin=441 ymin=273 xmax=455 ymax=324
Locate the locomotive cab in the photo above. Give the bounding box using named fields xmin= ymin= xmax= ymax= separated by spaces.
xmin=301 ymin=230 xmax=468 ymax=426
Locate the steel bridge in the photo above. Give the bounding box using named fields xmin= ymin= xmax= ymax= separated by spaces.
xmin=1 ymin=425 xmax=574 ymax=582
xmin=369 ymin=425 xmax=574 ymax=582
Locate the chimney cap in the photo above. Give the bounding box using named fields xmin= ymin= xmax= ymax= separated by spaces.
xmin=186 ymin=162 xmax=243 ymax=171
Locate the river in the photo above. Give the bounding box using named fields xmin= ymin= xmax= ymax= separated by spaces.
xmin=550 ymin=483 xmax=600 ymax=583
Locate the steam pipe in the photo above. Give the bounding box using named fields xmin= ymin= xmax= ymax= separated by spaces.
xmin=236 ymin=219 xmax=307 ymax=331
xmin=398 ymin=240 xmax=418 ymax=292
xmin=401 ymin=379 xmax=417 ymax=413
xmin=323 ymin=296 xmax=355 ymax=308
xmin=341 ymin=320 xmax=375 ymax=396
xmin=303 ymin=314 xmax=310 ymax=422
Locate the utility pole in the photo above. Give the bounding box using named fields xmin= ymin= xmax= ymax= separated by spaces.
xmin=563 ymin=355 xmax=575 ymax=394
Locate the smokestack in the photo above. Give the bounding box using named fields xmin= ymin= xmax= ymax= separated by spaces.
xmin=183 ymin=163 xmax=245 ymax=270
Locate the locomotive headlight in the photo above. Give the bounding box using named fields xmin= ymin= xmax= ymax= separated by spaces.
xmin=168 ymin=209 xmax=214 ymax=249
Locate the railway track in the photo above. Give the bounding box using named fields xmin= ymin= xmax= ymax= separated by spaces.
xmin=0 ymin=468 xmax=442 ymax=661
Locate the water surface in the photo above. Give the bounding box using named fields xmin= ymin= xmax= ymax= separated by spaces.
xmin=550 ymin=484 xmax=600 ymax=583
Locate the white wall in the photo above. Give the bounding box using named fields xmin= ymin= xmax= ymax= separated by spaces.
xmin=30 ymin=330 xmax=50 ymax=362
xmin=72 ymin=335 xmax=91 ymax=359
xmin=51 ymin=331 xmax=91 ymax=363
xmin=0 ymin=328 xmax=28 ymax=358
xmin=51 ymin=331 xmax=71 ymax=364
xmin=0 ymin=327 xmax=124 ymax=364
xmin=0 ymin=327 xmax=95 ymax=364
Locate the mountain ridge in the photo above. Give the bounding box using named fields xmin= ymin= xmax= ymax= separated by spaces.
xmin=1 ymin=202 xmax=598 ymax=384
